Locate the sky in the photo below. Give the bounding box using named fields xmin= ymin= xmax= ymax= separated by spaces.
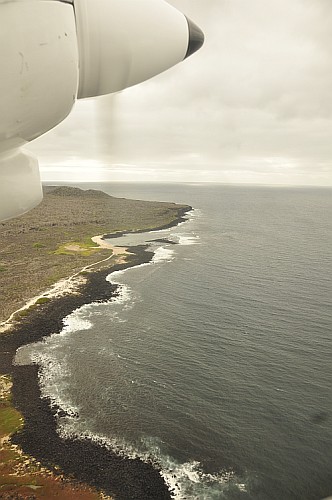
xmin=29 ymin=0 xmax=332 ymax=186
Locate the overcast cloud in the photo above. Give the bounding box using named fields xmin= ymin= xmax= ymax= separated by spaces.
xmin=29 ymin=0 xmax=332 ymax=185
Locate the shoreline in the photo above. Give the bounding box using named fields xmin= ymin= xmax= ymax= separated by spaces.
xmin=0 ymin=210 xmax=192 ymax=498
xmin=0 ymin=203 xmax=192 ymax=333
xmin=0 ymin=242 xmax=128 ymax=335
xmin=0 ymin=184 xmax=192 ymax=325
xmin=101 ymin=205 xmax=191 ymax=240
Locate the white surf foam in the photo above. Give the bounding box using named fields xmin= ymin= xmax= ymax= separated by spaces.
xmin=161 ymin=459 xmax=248 ymax=499
xmin=107 ymin=268 xmax=126 ymax=281
xmin=187 ymin=208 xmax=203 ymax=220
xmin=61 ymin=313 xmax=93 ymax=334
xmin=177 ymin=234 xmax=200 ymax=246
xmin=36 ymin=352 xmax=80 ymax=416
xmin=14 ymin=306 xmax=94 ymax=367
xmin=16 ymin=327 xmax=248 ymax=500
xmin=52 ymin=422 xmax=248 ymax=500
xmin=147 ymin=227 xmax=172 ymax=235
xmin=137 ymin=437 xmax=247 ymax=499
xmin=15 ymin=344 xmax=81 ymax=420
xmin=112 ymin=283 xmax=133 ymax=305
xmin=107 ymin=263 xmax=150 ymax=285
xmin=152 ymin=247 xmax=175 ymax=263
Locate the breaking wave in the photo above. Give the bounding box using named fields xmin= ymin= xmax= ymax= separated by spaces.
xmin=152 ymin=247 xmax=175 ymax=263
xmin=55 ymin=423 xmax=248 ymax=500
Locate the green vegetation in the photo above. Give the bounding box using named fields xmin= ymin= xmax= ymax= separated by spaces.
xmin=82 ymin=237 xmax=96 ymax=247
xmin=53 ymin=241 xmax=101 ymax=257
xmin=0 ymin=265 xmax=6 ymax=273
xmin=0 ymin=375 xmax=24 ymax=438
xmin=45 ymin=272 xmax=67 ymax=286
xmin=35 ymin=297 xmax=50 ymax=305
xmin=33 ymin=242 xmax=46 ymax=249
xmin=14 ymin=303 xmax=38 ymax=319
xmin=17 ymin=310 xmax=29 ymax=318
xmin=0 ymin=406 xmax=23 ymax=437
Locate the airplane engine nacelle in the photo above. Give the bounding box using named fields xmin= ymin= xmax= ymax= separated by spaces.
xmin=75 ymin=0 xmax=202 ymax=98
xmin=0 ymin=0 xmax=204 ymax=221
xmin=0 ymin=0 xmax=79 ymax=221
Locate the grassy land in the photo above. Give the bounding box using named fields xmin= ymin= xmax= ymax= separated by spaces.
xmin=53 ymin=242 xmax=100 ymax=257
xmin=0 ymin=186 xmax=189 ymax=324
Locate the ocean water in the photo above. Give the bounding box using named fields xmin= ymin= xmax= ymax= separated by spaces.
xmin=16 ymin=184 xmax=332 ymax=499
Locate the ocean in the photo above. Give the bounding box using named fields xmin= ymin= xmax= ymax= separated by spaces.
xmin=16 ymin=183 xmax=332 ymax=499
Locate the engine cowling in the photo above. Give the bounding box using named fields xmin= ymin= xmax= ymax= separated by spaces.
xmin=0 ymin=0 xmax=78 ymax=221
xmin=75 ymin=0 xmax=204 ymax=98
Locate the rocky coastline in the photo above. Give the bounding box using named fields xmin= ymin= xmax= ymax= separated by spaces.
xmin=2 ymin=247 xmax=174 ymax=499
xmin=0 ymin=187 xmax=191 ymax=498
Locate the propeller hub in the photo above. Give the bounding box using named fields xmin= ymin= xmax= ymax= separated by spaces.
xmin=185 ymin=18 xmax=205 ymax=59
